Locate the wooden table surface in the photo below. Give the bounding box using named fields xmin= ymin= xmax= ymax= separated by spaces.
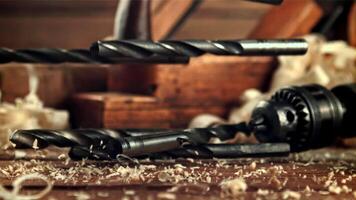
xmin=0 ymin=148 xmax=356 ymax=200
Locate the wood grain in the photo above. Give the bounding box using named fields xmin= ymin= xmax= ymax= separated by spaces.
xmin=0 ymin=64 xmax=108 ymax=108
xmin=0 ymin=148 xmax=355 ymax=199
xmin=249 ymin=0 xmax=323 ymax=38
xmin=71 ymin=92 xmax=226 ymax=128
xmin=349 ymin=3 xmax=356 ymax=47
xmin=151 ymin=0 xmax=196 ymax=39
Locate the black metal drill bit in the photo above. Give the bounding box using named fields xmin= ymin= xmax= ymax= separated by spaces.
xmin=10 ymin=123 xmax=250 ymax=158
xmin=0 ymin=48 xmax=189 ymax=64
xmin=90 ymin=39 xmax=308 ymax=59
xmin=0 ymin=48 xmax=110 ymax=64
xmin=69 ymin=142 xmax=290 ymax=160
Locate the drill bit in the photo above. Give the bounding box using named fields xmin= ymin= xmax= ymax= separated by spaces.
xmin=70 ymin=143 xmax=290 ymax=160
xmin=90 ymin=39 xmax=308 ymax=59
xmin=0 ymin=48 xmax=110 ymax=64
xmin=10 ymin=123 xmax=250 ymax=158
xmin=0 ymin=48 xmax=189 ymax=64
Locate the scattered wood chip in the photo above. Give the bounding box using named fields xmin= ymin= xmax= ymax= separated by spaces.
xmin=220 ymin=177 xmax=247 ymax=197
xmin=157 ymin=192 xmax=176 ymax=200
xmin=282 ymin=190 xmax=301 ymax=200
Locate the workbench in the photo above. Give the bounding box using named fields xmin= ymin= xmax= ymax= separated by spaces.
xmin=0 ymin=148 xmax=356 ymax=199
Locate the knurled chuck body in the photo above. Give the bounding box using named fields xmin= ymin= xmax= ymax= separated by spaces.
xmin=250 ymin=83 xmax=356 ymax=152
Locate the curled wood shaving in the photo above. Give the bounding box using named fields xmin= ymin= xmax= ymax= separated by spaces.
xmin=116 ymin=154 xmax=139 ymax=165
xmin=0 ymin=173 xmax=52 ymax=200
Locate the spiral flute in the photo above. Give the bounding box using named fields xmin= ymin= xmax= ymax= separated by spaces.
xmin=0 ymin=48 xmax=110 ymax=64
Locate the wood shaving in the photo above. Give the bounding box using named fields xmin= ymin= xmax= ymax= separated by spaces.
xmin=328 ymin=185 xmax=342 ymax=194
xmin=268 ymin=176 xmax=282 ymax=190
xmin=0 ymin=173 xmax=52 ymax=200
xmin=249 ymin=161 xmax=256 ymax=170
xmin=96 ymin=192 xmax=109 ymax=198
xmin=257 ymin=189 xmax=269 ymax=196
xmin=67 ymin=191 xmax=91 ymax=200
xmin=157 ymin=192 xmax=176 ymax=200
xmin=57 ymin=154 xmax=66 ymax=160
xmin=32 ymin=139 xmax=39 ymax=150
xmin=124 ymin=190 xmax=136 ymax=196
xmin=220 ymin=177 xmax=247 ymax=197
xmin=282 ymin=190 xmax=301 ymax=200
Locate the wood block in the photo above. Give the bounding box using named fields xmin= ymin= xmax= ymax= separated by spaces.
xmin=71 ymin=93 xmax=226 ymax=128
xmin=0 ymin=64 xmax=107 ymax=108
xmin=151 ymin=0 xmax=196 ymax=39
xmin=108 ymin=56 xmax=275 ymax=105
xmin=249 ymin=0 xmax=323 ymax=38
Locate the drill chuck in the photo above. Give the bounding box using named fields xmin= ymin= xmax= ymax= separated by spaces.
xmin=250 ymin=83 xmax=356 ymax=152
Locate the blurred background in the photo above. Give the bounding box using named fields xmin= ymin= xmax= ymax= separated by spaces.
xmin=0 ymin=0 xmax=273 ymax=48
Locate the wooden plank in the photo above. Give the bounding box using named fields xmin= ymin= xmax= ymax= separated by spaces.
xmin=174 ymin=0 xmax=272 ymax=39
xmin=71 ymin=92 xmax=226 ymax=128
xmin=249 ymin=0 xmax=323 ymax=38
xmin=0 ymin=148 xmax=356 ymax=199
xmin=108 ymin=57 xmax=274 ymax=105
xmin=0 ymin=64 xmax=108 ymax=108
xmin=151 ymin=0 xmax=196 ymax=40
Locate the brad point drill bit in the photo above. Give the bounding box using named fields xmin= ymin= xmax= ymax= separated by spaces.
xmin=90 ymin=39 xmax=308 ymax=59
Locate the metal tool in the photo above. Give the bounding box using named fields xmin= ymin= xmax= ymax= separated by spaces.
xmin=0 ymin=48 xmax=189 ymax=64
xmin=0 ymin=48 xmax=109 ymax=64
xmin=91 ymin=39 xmax=308 ymax=59
xmin=10 ymin=123 xmax=251 ymax=158
xmin=69 ymin=143 xmax=290 ymax=160
xmin=250 ymin=83 xmax=356 ymax=152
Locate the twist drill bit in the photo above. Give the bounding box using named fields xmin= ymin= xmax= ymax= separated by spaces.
xmin=0 ymin=48 xmax=110 ymax=64
xmin=0 ymin=48 xmax=189 ymax=64
xmin=90 ymin=39 xmax=308 ymax=59
xmin=70 ymin=143 xmax=290 ymax=160
xmin=10 ymin=123 xmax=250 ymax=158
